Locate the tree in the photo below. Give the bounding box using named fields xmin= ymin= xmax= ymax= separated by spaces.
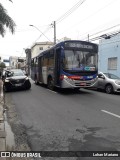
xmin=0 ymin=2 xmax=16 ymax=37
xmin=0 ymin=62 xmax=6 ymax=69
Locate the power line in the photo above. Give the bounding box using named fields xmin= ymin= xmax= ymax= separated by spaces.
xmin=33 ymin=25 xmax=52 ymax=42
xmin=80 ymin=23 xmax=120 ymax=39
xmin=57 ymin=0 xmax=118 ymax=38
xmin=81 ymin=24 xmax=120 ymax=41
xmin=86 ymin=29 xmax=120 ymax=42
xmin=56 ymin=0 xmax=86 ymax=24
xmin=29 ymin=25 xmax=52 ymax=42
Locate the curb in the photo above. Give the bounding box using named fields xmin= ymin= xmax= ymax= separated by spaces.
xmin=0 ymin=79 xmax=6 ymax=159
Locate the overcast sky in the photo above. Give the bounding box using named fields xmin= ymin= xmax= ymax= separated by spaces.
xmin=0 ymin=0 xmax=120 ymax=60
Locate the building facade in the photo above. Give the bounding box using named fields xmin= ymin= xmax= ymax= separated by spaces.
xmin=9 ymin=56 xmax=18 ymax=68
xmin=98 ymin=33 xmax=120 ymax=77
xmin=31 ymin=41 xmax=54 ymax=58
xmin=9 ymin=56 xmax=26 ymax=69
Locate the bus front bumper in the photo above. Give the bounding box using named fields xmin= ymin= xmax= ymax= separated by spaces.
xmin=61 ymin=78 xmax=98 ymax=89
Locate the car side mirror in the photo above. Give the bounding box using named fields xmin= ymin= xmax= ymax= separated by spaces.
xmin=7 ymin=72 xmax=12 ymax=77
xmin=99 ymin=75 xmax=105 ymax=79
xmin=100 ymin=75 xmax=105 ymax=79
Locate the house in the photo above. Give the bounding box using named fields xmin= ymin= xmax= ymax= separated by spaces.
xmin=31 ymin=41 xmax=54 ymax=58
xmin=25 ymin=41 xmax=54 ymax=75
xmin=98 ymin=33 xmax=120 ymax=77
xmin=9 ymin=56 xmax=18 ymax=69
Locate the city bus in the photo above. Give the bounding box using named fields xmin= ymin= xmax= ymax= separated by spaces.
xmin=31 ymin=40 xmax=98 ymax=90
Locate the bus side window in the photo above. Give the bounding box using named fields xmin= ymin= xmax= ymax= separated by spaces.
xmin=49 ymin=50 xmax=54 ymax=67
xmin=31 ymin=59 xmax=33 ymax=65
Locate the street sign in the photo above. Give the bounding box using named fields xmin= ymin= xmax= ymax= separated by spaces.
xmin=3 ymin=59 xmax=9 ymax=62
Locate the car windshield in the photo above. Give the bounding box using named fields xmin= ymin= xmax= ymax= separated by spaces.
xmin=10 ymin=70 xmax=25 ymax=77
xmin=104 ymin=73 xmax=120 ymax=79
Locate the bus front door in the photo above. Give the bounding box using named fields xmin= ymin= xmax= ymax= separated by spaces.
xmin=55 ymin=48 xmax=61 ymax=86
xmin=38 ymin=57 xmax=43 ymax=82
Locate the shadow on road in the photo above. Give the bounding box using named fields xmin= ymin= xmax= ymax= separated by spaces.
xmin=57 ymin=88 xmax=92 ymax=95
xmin=34 ymin=83 xmax=94 ymax=95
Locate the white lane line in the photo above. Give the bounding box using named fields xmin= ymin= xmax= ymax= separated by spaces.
xmin=101 ymin=110 xmax=120 ymax=119
xmin=47 ymin=89 xmax=57 ymax=93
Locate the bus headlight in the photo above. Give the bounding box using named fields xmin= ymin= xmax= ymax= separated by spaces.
xmin=60 ymin=75 xmax=68 ymax=80
xmin=63 ymin=75 xmax=68 ymax=79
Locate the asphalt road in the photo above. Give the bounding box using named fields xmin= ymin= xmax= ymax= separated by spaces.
xmin=5 ymin=81 xmax=120 ymax=160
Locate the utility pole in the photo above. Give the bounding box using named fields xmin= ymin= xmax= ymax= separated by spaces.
xmin=88 ymin=34 xmax=89 ymax=42
xmin=53 ymin=21 xmax=56 ymax=45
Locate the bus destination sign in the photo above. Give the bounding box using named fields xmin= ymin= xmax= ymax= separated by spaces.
xmin=65 ymin=42 xmax=94 ymax=49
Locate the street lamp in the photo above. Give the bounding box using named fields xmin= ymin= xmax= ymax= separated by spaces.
xmin=29 ymin=24 xmax=51 ymax=42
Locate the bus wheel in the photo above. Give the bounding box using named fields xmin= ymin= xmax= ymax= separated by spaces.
xmin=48 ymin=77 xmax=54 ymax=90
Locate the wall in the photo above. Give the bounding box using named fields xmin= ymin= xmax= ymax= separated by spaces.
xmin=98 ymin=33 xmax=120 ymax=77
xmin=31 ymin=42 xmax=54 ymax=58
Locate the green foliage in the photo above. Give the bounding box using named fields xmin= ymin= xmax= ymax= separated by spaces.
xmin=0 ymin=3 xmax=16 ymax=37
xmin=0 ymin=62 xmax=6 ymax=69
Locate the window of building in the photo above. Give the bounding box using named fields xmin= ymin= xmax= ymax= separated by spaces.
xmin=108 ymin=57 xmax=117 ymax=70
xmin=39 ymin=47 xmax=43 ymax=50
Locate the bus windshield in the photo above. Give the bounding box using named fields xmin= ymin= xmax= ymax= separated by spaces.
xmin=63 ymin=50 xmax=97 ymax=71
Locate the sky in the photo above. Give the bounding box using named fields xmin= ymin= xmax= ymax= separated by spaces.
xmin=0 ymin=0 xmax=120 ymax=61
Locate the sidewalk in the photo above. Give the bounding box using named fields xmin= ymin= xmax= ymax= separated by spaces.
xmin=0 ymin=79 xmax=6 ymax=159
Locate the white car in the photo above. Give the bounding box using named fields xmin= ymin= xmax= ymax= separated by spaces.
xmin=97 ymin=72 xmax=120 ymax=94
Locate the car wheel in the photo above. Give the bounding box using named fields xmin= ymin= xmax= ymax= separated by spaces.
xmin=26 ymin=83 xmax=31 ymax=90
xmin=3 ymin=85 xmax=8 ymax=92
xmin=47 ymin=77 xmax=54 ymax=90
xmin=105 ymin=84 xmax=113 ymax=94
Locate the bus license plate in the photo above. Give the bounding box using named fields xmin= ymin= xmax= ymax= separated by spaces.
xmin=80 ymin=82 xmax=86 ymax=86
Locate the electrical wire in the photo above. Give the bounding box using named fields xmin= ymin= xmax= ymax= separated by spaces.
xmin=80 ymin=23 xmax=120 ymax=40
xmin=33 ymin=25 xmax=52 ymax=42
xmin=56 ymin=0 xmax=86 ymax=24
xmin=57 ymin=0 xmax=118 ymax=38
xmin=87 ymin=29 xmax=120 ymax=42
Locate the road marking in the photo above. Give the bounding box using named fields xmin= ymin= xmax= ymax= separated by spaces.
xmin=101 ymin=110 xmax=120 ymax=119
xmin=47 ymin=89 xmax=57 ymax=93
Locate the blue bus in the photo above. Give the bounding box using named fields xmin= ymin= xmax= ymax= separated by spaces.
xmin=31 ymin=40 xmax=98 ymax=90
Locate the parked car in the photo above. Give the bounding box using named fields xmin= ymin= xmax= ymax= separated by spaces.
xmin=3 ymin=69 xmax=31 ymax=92
xmin=96 ymin=72 xmax=120 ymax=94
xmin=21 ymin=69 xmax=27 ymax=76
